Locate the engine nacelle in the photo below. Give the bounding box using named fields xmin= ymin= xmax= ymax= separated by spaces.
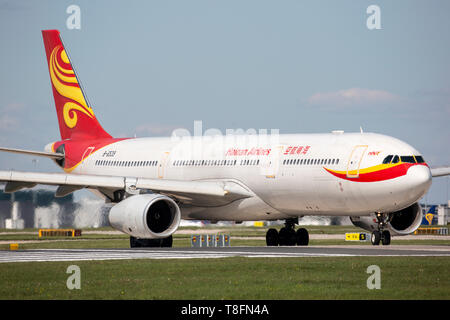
xmin=350 ymin=202 xmax=423 ymax=236
xmin=108 ymin=194 xmax=181 ymax=239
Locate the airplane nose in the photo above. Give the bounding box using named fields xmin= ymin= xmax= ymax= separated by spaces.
xmin=407 ymin=165 xmax=432 ymax=198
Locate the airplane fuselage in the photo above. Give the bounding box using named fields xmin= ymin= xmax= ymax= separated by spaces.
xmin=50 ymin=131 xmax=432 ymax=221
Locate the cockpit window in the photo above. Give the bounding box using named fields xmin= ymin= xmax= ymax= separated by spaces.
xmin=400 ymin=156 xmax=416 ymax=163
xmin=382 ymin=154 xmax=424 ymax=164
xmin=415 ymin=155 xmax=425 ymax=163
xmin=382 ymin=155 xmax=393 ymax=164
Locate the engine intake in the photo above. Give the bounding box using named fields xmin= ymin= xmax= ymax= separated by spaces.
xmin=350 ymin=202 xmax=423 ymax=236
xmin=389 ymin=202 xmax=422 ymax=235
xmin=109 ymin=194 xmax=181 ymax=239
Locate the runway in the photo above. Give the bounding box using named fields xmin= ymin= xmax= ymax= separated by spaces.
xmin=1 ymin=245 xmax=449 ymax=263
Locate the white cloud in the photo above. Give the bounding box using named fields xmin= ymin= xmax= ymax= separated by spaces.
xmin=2 ymin=102 xmax=25 ymax=112
xmin=307 ymin=88 xmax=401 ymax=109
xmin=0 ymin=102 xmax=24 ymax=132
xmin=0 ymin=114 xmax=17 ymax=129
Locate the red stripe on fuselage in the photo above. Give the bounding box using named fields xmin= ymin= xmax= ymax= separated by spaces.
xmin=324 ymin=163 xmax=428 ymax=182
xmin=53 ymin=138 xmax=129 ymax=172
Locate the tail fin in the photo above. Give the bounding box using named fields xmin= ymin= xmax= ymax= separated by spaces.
xmin=42 ymin=30 xmax=111 ymax=140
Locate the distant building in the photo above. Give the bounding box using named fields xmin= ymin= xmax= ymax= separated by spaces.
xmin=0 ymin=189 xmax=448 ymax=229
xmin=420 ymin=203 xmax=449 ymax=225
xmin=0 ymin=189 xmax=108 ymax=229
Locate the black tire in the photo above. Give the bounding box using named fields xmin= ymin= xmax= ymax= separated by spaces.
xmin=296 ymin=228 xmax=309 ymax=246
xmin=371 ymin=231 xmax=381 ymax=246
xmin=381 ymin=230 xmax=391 ymax=245
xmin=287 ymin=228 xmax=297 ymax=246
xmin=130 ymin=236 xmax=140 ymax=248
xmin=161 ymin=235 xmax=173 ymax=247
xmin=146 ymin=239 xmax=163 ymax=247
xmin=279 ymin=227 xmax=296 ymax=246
xmin=131 ymin=237 xmax=157 ymax=247
xmin=266 ymin=228 xmax=279 ymax=246
xmin=278 ymin=227 xmax=289 ymax=246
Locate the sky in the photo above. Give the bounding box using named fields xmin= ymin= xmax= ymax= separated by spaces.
xmin=0 ymin=0 xmax=449 ymax=204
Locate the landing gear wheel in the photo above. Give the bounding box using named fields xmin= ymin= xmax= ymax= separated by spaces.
xmin=371 ymin=231 xmax=381 ymax=246
xmin=296 ymin=228 xmax=309 ymax=246
xmin=266 ymin=228 xmax=279 ymax=246
xmin=161 ymin=235 xmax=173 ymax=247
xmin=130 ymin=236 xmax=173 ymax=248
xmin=130 ymin=236 xmax=141 ymax=248
xmin=279 ymin=227 xmax=296 ymax=246
xmin=265 ymin=218 xmax=310 ymax=247
xmin=370 ymin=212 xmax=392 ymax=246
xmin=381 ymin=230 xmax=391 ymax=245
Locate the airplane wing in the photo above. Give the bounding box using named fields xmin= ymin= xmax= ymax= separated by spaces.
xmin=0 ymin=170 xmax=252 ymax=206
xmin=430 ymin=166 xmax=450 ymax=177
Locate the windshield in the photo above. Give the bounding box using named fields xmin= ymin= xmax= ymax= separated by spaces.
xmin=381 ymin=154 xmax=426 ymax=164
xmin=415 ymin=155 xmax=425 ymax=163
xmin=400 ymin=156 xmax=416 ymax=163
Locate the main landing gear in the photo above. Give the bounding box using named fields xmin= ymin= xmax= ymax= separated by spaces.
xmin=130 ymin=235 xmax=173 ymax=248
xmin=370 ymin=213 xmax=391 ymax=246
xmin=266 ymin=218 xmax=309 ymax=246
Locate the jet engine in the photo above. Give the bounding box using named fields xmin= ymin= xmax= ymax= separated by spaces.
xmin=350 ymin=202 xmax=423 ymax=236
xmin=108 ymin=193 xmax=181 ymax=239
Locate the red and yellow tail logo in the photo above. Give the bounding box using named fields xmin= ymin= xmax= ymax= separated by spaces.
xmin=48 ymin=44 xmax=95 ymax=128
xmin=42 ymin=30 xmax=111 ymax=140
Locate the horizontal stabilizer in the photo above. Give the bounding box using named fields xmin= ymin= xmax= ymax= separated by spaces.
xmin=0 ymin=146 xmax=64 ymax=159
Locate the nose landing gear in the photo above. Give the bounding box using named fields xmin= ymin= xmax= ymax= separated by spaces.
xmin=266 ymin=218 xmax=309 ymax=246
xmin=370 ymin=213 xmax=391 ymax=246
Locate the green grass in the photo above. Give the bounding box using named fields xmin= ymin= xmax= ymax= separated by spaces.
xmin=0 ymin=226 xmax=449 ymax=299
xmin=0 ymin=257 xmax=449 ymax=299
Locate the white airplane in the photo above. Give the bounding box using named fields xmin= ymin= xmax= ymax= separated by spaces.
xmin=1 ymin=30 xmax=449 ymax=247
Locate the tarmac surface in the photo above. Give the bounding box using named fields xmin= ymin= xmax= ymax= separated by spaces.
xmin=1 ymin=245 xmax=449 ymax=263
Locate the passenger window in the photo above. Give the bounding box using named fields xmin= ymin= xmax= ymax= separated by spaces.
xmin=392 ymin=155 xmax=399 ymax=164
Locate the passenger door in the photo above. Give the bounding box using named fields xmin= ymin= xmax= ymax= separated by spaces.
xmin=158 ymin=152 xmax=170 ymax=179
xmin=261 ymin=146 xmax=283 ymax=179
xmin=346 ymin=145 xmax=367 ymax=178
